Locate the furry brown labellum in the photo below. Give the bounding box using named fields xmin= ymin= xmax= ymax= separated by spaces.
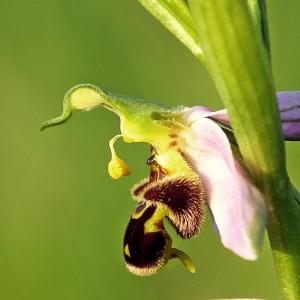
xmin=132 ymin=167 xmax=206 ymax=239
xmin=144 ymin=174 xmax=206 ymax=238
xmin=123 ymin=153 xmax=206 ymax=275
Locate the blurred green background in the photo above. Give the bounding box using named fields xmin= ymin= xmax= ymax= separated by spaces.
xmin=1 ymin=1 xmax=299 ymax=299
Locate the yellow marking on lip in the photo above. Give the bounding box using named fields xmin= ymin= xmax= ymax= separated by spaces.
xmin=124 ymin=244 xmax=131 ymax=257
xmin=144 ymin=205 xmax=168 ymax=233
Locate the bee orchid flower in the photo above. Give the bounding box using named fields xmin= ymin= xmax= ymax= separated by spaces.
xmin=41 ymin=84 xmax=300 ymax=276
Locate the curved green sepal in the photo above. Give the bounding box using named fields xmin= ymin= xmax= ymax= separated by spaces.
xmin=41 ymin=83 xmax=188 ymax=148
xmin=40 ymin=84 xmax=105 ymax=131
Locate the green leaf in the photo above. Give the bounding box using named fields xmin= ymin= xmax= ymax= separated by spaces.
xmin=138 ymin=0 xmax=205 ymax=63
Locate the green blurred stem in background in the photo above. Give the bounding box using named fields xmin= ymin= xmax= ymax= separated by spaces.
xmin=139 ymin=0 xmax=300 ymax=298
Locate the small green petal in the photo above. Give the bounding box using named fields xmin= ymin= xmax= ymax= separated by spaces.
xmin=170 ymin=248 xmax=196 ymax=273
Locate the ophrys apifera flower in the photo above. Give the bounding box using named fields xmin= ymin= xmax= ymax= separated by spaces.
xmin=41 ymin=84 xmax=300 ymax=276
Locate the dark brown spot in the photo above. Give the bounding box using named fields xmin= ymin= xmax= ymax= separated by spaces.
xmin=169 ymin=133 xmax=178 ymax=138
xmin=177 ymin=149 xmax=185 ymax=157
xmin=169 ymin=141 xmax=178 ymax=147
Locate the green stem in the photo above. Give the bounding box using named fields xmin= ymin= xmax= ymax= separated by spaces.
xmin=188 ymin=1 xmax=300 ymax=298
xmin=137 ymin=0 xmax=269 ymax=67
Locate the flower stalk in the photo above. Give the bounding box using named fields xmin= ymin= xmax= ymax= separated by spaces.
xmin=188 ymin=0 xmax=300 ymax=298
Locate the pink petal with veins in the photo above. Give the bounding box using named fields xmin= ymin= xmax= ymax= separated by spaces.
xmin=182 ymin=108 xmax=266 ymax=260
